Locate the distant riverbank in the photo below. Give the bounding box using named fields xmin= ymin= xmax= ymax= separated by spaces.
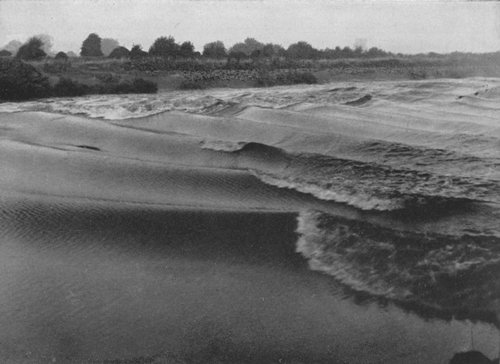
xmin=2 ymin=52 xmax=500 ymax=101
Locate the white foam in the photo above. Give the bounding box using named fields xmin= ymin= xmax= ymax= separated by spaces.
xmin=200 ymin=139 xmax=249 ymax=152
xmin=253 ymin=171 xmax=404 ymax=211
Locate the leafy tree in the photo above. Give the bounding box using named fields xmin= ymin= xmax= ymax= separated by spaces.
xmin=179 ymin=41 xmax=195 ymax=58
xmin=80 ymin=33 xmax=103 ymax=57
xmin=227 ymin=50 xmax=247 ymax=64
xmin=261 ymin=43 xmax=286 ymax=58
xmin=229 ymin=38 xmax=264 ymax=56
xmin=251 ymin=49 xmax=262 ymax=59
xmin=130 ymin=44 xmax=148 ymax=59
xmin=325 ymin=46 xmax=343 ymax=59
xmin=16 ymin=37 xmax=47 ymax=60
xmin=149 ymin=36 xmax=179 ymax=58
xmin=108 ymin=46 xmax=130 ymax=59
xmin=262 ymin=44 xmax=275 ymax=58
xmin=320 ymin=48 xmax=334 ymax=59
xmin=366 ymin=47 xmax=389 ymax=58
xmin=0 ymin=50 xmax=12 ymax=57
xmin=340 ymin=46 xmax=354 ymax=58
xmin=101 ymin=38 xmax=120 ymax=56
xmin=202 ymin=41 xmax=227 ymax=58
xmin=286 ymin=41 xmax=318 ymax=59
xmin=55 ymin=51 xmax=69 ymax=61
xmin=66 ymin=51 xmax=78 ymax=58
xmin=353 ymin=46 xmax=363 ymax=57
xmin=274 ymin=44 xmax=287 ymax=57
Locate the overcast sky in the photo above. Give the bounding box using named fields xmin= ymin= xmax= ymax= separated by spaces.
xmin=1 ymin=0 xmax=499 ymax=54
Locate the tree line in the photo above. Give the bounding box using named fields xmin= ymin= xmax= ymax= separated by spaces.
xmin=2 ymin=33 xmax=394 ymax=61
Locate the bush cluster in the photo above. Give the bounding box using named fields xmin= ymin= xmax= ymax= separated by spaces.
xmin=178 ymin=79 xmax=206 ymax=90
xmin=52 ymin=77 xmax=90 ymax=97
xmin=0 ymin=58 xmax=51 ymax=100
xmin=123 ymin=57 xmax=389 ymax=73
xmin=0 ymin=58 xmax=158 ymax=101
xmin=254 ymin=70 xmax=318 ymax=87
xmin=52 ymin=77 xmax=158 ymax=97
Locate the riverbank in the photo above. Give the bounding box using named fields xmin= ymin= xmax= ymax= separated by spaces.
xmin=2 ymin=52 xmax=500 ymax=101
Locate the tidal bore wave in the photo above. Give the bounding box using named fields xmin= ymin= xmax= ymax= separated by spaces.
xmin=207 ymin=141 xmax=500 ymax=211
xmin=296 ymin=210 xmax=500 ymax=323
xmin=1 ymin=78 xmax=500 ymax=326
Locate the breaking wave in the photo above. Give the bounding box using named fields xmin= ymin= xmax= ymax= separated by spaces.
xmin=296 ymin=210 xmax=500 ymax=322
xmin=219 ymin=142 xmax=500 ymax=211
xmin=200 ymin=139 xmax=250 ymax=152
xmin=2 ymin=77 xmax=500 ymax=324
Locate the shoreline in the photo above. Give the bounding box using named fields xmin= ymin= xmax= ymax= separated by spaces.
xmin=3 ymin=54 xmax=500 ymax=102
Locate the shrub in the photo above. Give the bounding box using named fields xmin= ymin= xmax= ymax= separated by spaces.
xmin=255 ymin=70 xmax=317 ymax=87
xmin=95 ymin=78 xmax=157 ymax=95
xmin=51 ymin=77 xmax=157 ymax=97
xmin=43 ymin=60 xmax=69 ymax=73
xmin=131 ymin=78 xmax=157 ymax=93
xmin=108 ymin=46 xmax=130 ymax=59
xmin=52 ymin=77 xmax=89 ymax=97
xmin=0 ymin=57 xmax=158 ymax=100
xmin=96 ymin=72 xmax=120 ymax=83
xmin=290 ymin=71 xmax=318 ymax=84
xmin=97 ymin=82 xmax=132 ymax=94
xmin=408 ymin=68 xmax=427 ymax=80
xmin=179 ymin=79 xmax=205 ymax=90
xmin=16 ymin=37 xmax=46 ymax=61
xmin=0 ymin=58 xmax=51 ymax=100
xmin=54 ymin=51 xmax=68 ymax=61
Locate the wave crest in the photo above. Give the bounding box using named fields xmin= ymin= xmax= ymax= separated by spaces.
xmin=200 ymin=140 xmax=249 ymax=152
xmin=296 ymin=210 xmax=500 ymax=320
xmin=231 ymin=143 xmax=500 ymax=211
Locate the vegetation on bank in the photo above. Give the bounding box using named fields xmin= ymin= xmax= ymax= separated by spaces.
xmin=0 ymin=58 xmax=51 ymax=100
xmin=254 ymin=70 xmax=318 ymax=87
xmin=0 ymin=58 xmax=157 ymax=101
xmin=3 ymin=33 xmax=397 ymax=62
xmin=5 ymin=32 xmax=499 ymax=67
xmin=2 ymin=32 xmax=500 ymax=101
